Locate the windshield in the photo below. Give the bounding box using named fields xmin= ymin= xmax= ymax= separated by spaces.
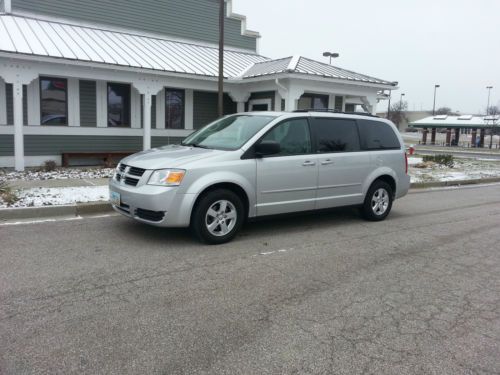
xmin=182 ymin=115 xmax=276 ymax=150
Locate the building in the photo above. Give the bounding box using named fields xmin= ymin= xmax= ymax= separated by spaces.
xmin=376 ymin=111 xmax=432 ymax=130
xmin=0 ymin=0 xmax=397 ymax=170
xmin=409 ymin=115 xmax=500 ymax=147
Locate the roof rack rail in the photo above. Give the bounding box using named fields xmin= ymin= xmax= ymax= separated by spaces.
xmin=292 ymin=109 xmax=378 ymax=117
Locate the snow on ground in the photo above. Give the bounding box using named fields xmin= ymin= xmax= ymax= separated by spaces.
xmin=408 ymin=157 xmax=423 ymax=165
xmin=0 ymin=167 xmax=114 ymax=182
xmin=0 ymin=186 xmax=109 ymax=208
xmin=409 ymin=157 xmax=500 ymax=183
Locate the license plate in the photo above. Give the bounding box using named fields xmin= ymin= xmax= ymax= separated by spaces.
xmin=109 ymin=191 xmax=121 ymax=206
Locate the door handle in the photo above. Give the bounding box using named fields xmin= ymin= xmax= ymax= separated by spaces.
xmin=321 ymin=159 xmax=334 ymax=165
xmin=302 ymin=160 xmax=316 ymax=166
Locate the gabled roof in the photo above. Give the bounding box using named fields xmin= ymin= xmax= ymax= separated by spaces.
xmin=242 ymin=55 xmax=395 ymax=86
xmin=410 ymin=115 xmax=500 ymax=128
xmin=0 ymin=14 xmax=267 ymax=78
xmin=0 ymin=14 xmax=395 ymax=87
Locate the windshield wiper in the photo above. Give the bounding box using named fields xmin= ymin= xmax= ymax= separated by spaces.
xmin=183 ymin=143 xmax=210 ymax=149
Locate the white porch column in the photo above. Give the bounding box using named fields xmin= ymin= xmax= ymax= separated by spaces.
xmin=13 ymin=82 xmax=25 ymax=171
xmin=133 ymin=79 xmax=164 ymax=151
xmin=274 ymin=91 xmax=282 ymax=111
xmin=227 ymin=90 xmax=251 ymax=113
xmin=184 ymin=89 xmax=194 ymax=130
xmin=276 ymin=80 xmax=303 ymax=112
xmin=143 ymin=93 xmax=152 ymax=150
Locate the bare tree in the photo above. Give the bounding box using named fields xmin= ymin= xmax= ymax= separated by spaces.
xmin=486 ymin=106 xmax=499 ymax=149
xmin=487 ymin=105 xmax=499 ymax=115
xmin=388 ymin=101 xmax=408 ymax=129
xmin=435 ymin=107 xmax=452 ymax=115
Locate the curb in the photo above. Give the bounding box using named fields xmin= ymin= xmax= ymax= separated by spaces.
xmin=0 ymin=201 xmax=113 ymax=221
xmin=410 ymin=177 xmax=500 ymax=189
xmin=1 ymin=177 xmax=500 ymax=222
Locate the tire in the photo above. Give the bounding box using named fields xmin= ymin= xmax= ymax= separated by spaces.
xmin=361 ymin=180 xmax=393 ymax=221
xmin=191 ymin=189 xmax=244 ymax=244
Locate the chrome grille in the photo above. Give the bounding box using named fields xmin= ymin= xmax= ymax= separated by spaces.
xmin=116 ymin=164 xmax=146 ymax=187
xmin=128 ymin=166 xmax=146 ymax=177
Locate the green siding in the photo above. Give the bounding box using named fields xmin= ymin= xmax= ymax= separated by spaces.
xmin=6 ymin=84 xmax=13 ymax=125
xmin=79 ymin=80 xmax=97 ymax=127
xmin=0 ymin=135 xmax=14 ymax=156
xmin=4 ymin=84 xmax=26 ymax=125
xmin=12 ymin=0 xmax=257 ymax=51
xmin=193 ymin=91 xmax=236 ymax=129
xmin=245 ymin=91 xmax=275 ymax=111
xmin=22 ymin=135 xmax=187 ymax=156
xmin=334 ymin=96 xmax=343 ymax=111
xmin=152 ymin=137 xmax=184 ymax=148
xmin=24 ymin=135 xmax=144 ymax=155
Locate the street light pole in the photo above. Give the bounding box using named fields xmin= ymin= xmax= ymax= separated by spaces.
xmin=486 ymin=86 xmax=493 ymax=115
xmin=432 ymin=84 xmax=440 ymax=115
xmin=322 ymin=51 xmax=339 ymax=65
xmin=217 ymin=0 xmax=224 ymax=117
xmin=387 ymin=91 xmax=391 ymax=119
xmin=486 ymin=86 xmax=494 ymax=148
xmin=398 ymin=93 xmax=405 ymax=128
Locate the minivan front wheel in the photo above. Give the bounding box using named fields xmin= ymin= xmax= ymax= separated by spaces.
xmin=191 ymin=189 xmax=244 ymax=244
xmin=361 ymin=180 xmax=393 ymax=221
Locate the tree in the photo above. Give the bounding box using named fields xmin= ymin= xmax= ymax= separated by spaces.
xmin=388 ymin=101 xmax=408 ymax=129
xmin=487 ymin=105 xmax=499 ymax=116
xmin=435 ymin=107 xmax=452 ymax=115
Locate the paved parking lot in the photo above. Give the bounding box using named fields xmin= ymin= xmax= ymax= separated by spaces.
xmin=1 ymin=184 xmax=499 ymax=374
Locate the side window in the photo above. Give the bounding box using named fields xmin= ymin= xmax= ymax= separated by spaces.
xmin=261 ymin=119 xmax=312 ymax=156
xmin=312 ymin=118 xmax=360 ymax=153
xmin=357 ymin=119 xmax=401 ymax=150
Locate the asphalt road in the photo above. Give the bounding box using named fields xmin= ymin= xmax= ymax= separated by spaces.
xmin=1 ymin=184 xmax=500 ymax=375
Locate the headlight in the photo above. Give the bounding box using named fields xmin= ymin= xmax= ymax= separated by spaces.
xmin=147 ymin=169 xmax=186 ymax=186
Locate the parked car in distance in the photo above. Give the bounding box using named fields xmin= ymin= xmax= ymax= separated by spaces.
xmin=109 ymin=111 xmax=410 ymax=244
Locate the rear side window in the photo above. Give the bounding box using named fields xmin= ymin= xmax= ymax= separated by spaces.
xmin=357 ymin=119 xmax=401 ymax=150
xmin=312 ymin=118 xmax=360 ymax=153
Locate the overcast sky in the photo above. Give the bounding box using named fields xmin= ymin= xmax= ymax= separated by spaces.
xmin=233 ymin=0 xmax=500 ymax=114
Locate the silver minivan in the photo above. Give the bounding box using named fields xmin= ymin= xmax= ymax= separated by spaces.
xmin=109 ymin=111 xmax=410 ymax=244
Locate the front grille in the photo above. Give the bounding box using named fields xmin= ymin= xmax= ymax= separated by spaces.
xmin=128 ymin=166 xmax=146 ymax=177
xmin=119 ymin=164 xmax=126 ymax=172
xmin=116 ymin=203 xmax=130 ymax=214
xmin=135 ymin=208 xmax=165 ymax=222
xmin=115 ymin=173 xmax=121 ymax=182
xmin=124 ymin=177 xmax=139 ymax=186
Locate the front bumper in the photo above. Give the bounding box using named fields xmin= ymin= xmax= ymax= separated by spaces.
xmin=109 ymin=177 xmax=196 ymax=227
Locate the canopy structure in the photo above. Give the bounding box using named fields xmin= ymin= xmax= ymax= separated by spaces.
xmin=409 ymin=115 xmax=500 ymax=146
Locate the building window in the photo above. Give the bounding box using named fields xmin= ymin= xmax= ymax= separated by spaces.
xmin=298 ymin=94 xmax=329 ymax=110
xmin=107 ymin=83 xmax=131 ymax=127
xmin=165 ymin=88 xmax=184 ymax=129
xmin=40 ymin=77 xmax=68 ymax=125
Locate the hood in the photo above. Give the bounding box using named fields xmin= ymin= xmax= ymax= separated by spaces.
xmin=121 ymin=144 xmax=225 ymax=170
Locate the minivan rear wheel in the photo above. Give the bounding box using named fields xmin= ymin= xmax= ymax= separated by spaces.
xmin=361 ymin=180 xmax=393 ymax=221
xmin=191 ymin=189 xmax=244 ymax=244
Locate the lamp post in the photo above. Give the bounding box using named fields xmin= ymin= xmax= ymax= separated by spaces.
xmin=398 ymin=93 xmax=405 ymax=128
xmin=322 ymin=51 xmax=339 ymax=65
xmin=217 ymin=0 xmax=224 ymax=117
xmin=432 ymin=84 xmax=440 ymax=115
xmin=386 ymin=91 xmax=392 ymax=119
xmin=486 ymin=86 xmax=494 ymax=148
xmin=486 ymin=86 xmax=493 ymax=115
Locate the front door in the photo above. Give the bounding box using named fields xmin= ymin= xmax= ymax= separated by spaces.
xmin=311 ymin=117 xmax=370 ymax=209
xmin=256 ymin=118 xmax=318 ymax=216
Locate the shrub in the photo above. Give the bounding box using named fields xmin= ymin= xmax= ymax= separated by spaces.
xmin=422 ymin=154 xmax=454 ymax=168
xmin=43 ymin=160 xmax=57 ymax=172
xmin=0 ymin=180 xmax=18 ymax=206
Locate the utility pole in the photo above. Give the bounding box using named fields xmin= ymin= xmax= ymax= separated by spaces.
xmin=486 ymin=86 xmax=493 ymax=148
xmin=217 ymin=0 xmax=224 ymax=117
xmin=386 ymin=91 xmax=391 ymax=119
xmin=432 ymin=84 xmax=440 ymax=115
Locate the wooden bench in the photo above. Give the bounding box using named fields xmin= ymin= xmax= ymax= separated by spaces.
xmin=62 ymin=151 xmax=134 ymax=167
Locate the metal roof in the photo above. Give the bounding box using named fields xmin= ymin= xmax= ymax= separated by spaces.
xmin=410 ymin=115 xmax=500 ymax=129
xmin=0 ymin=14 xmax=268 ymax=78
xmin=0 ymin=14 xmax=395 ymax=86
xmin=242 ymin=55 xmax=394 ymax=86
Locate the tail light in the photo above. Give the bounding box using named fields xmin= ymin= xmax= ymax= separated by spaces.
xmin=404 ymin=152 xmax=408 ymax=174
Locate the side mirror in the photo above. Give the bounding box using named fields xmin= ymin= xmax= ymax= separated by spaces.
xmin=255 ymin=140 xmax=281 ymax=156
